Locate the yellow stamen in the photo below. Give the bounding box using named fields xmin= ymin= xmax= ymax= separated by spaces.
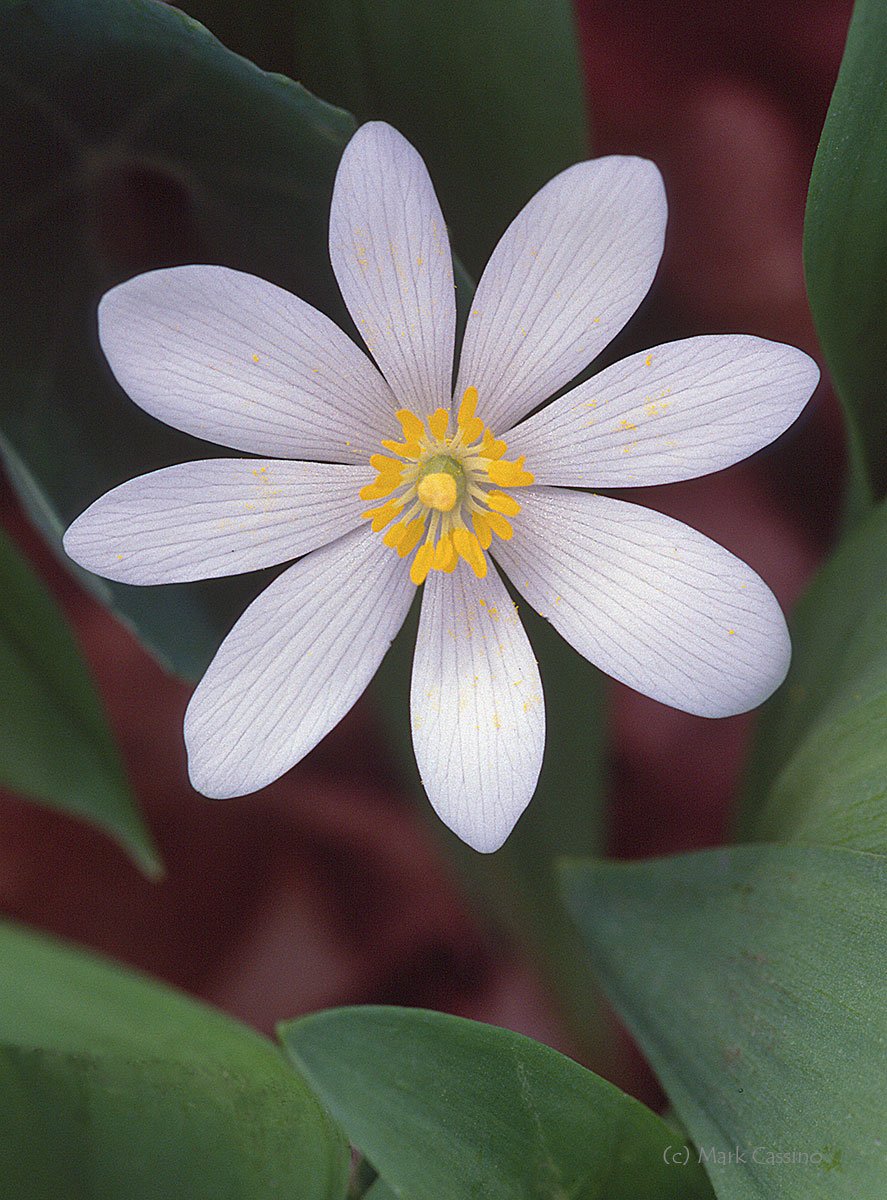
xmin=484 ymin=511 xmax=513 ymax=540
xmin=383 ymin=521 xmax=408 ymax=548
xmin=485 ymin=490 xmax=521 ymax=516
xmin=433 ymin=533 xmax=457 ymax=572
xmin=381 ymin=438 xmax=422 ymax=458
xmin=429 ymin=407 xmax=449 ymax=439
xmin=481 ymin=430 xmax=507 ymax=460
xmin=416 ymin=471 xmax=458 ymax=512
xmin=397 ymin=518 xmax=426 ymax=558
xmin=410 ymin=542 xmax=435 ymax=585
xmin=440 ymin=543 xmax=459 ymax=572
xmin=397 ymin=410 xmax=426 ymax=442
xmin=472 ymin=511 xmax=493 ymax=550
xmin=361 ymin=474 xmax=402 ymax=501
xmin=458 ymin=386 xmax=478 ymax=425
xmin=452 ymin=528 xmax=487 ymax=578
xmin=362 ymin=392 xmax=531 ymax=581
xmin=487 ymin=455 xmax=534 ymax=487
xmin=362 ymin=497 xmax=404 ymax=532
xmin=370 ymin=454 xmax=404 ymax=473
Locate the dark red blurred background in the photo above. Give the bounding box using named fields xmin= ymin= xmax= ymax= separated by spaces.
xmin=0 ymin=0 xmax=852 ymax=1100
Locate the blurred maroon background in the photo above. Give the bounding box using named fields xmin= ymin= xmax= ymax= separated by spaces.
xmin=0 ymin=0 xmax=852 ymax=1100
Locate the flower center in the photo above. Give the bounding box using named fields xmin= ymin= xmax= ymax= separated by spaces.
xmin=360 ymin=386 xmax=534 ymax=585
xmin=416 ymin=469 xmax=460 ymax=512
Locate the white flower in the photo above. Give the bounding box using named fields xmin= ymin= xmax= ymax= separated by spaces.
xmin=64 ymin=122 xmax=819 ymax=853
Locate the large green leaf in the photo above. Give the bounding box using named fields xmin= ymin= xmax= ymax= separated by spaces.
xmin=188 ymin=0 xmax=590 ymax=277
xmin=561 ymin=844 xmax=887 ymax=1200
xmin=281 ymin=1006 xmax=715 ymax=1200
xmin=740 ymin=495 xmax=887 ymax=852
xmin=0 ymin=0 xmax=355 ymax=680
xmin=0 ymin=526 xmax=158 ymax=874
xmin=804 ymin=0 xmax=887 ymax=508
xmin=0 ymin=920 xmax=348 ymax=1200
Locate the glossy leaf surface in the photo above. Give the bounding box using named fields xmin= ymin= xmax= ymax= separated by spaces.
xmin=804 ymin=0 xmax=887 ymax=506
xmin=562 ymin=845 xmax=887 ymax=1200
xmin=0 ymin=0 xmax=354 ymax=680
xmin=282 ymin=1005 xmax=714 ymax=1200
xmin=0 ymin=526 xmax=157 ymax=873
xmin=0 ymin=920 xmax=349 ymax=1199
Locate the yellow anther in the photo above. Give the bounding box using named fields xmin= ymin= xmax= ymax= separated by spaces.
xmin=462 ymin=416 xmax=485 ymax=442
xmin=472 ymin=512 xmax=493 ymax=550
xmin=410 ymin=543 xmax=435 ymax=585
xmin=416 ymin=471 xmax=458 ymax=512
xmin=481 ymin=430 xmax=507 ymax=459
xmin=383 ymin=521 xmax=408 ymax=548
xmin=484 ymin=511 xmax=513 ymax=540
xmin=397 ymin=518 xmax=426 ymax=558
xmin=485 ymin=490 xmax=521 ymax=516
xmin=458 ymin=387 xmax=478 ymax=426
xmin=441 ymin=535 xmax=460 ymax=571
xmin=433 ymin=533 xmax=457 ymax=572
xmin=362 ymin=497 xmax=404 ymax=532
xmin=381 ymin=438 xmax=422 ymax=458
xmin=397 ymin=410 xmax=426 ymax=442
xmin=360 ymin=474 xmax=402 ymax=501
xmin=452 ymin=528 xmax=487 ymax=578
xmin=370 ymin=454 xmax=404 ymax=473
xmin=486 ymin=455 xmax=534 ymax=487
xmin=428 ymin=408 xmax=449 ymax=439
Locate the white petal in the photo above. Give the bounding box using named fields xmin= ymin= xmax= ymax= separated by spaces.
xmin=98 ymin=265 xmax=400 ymax=461
xmin=329 ymin=122 xmax=456 ymax=413
xmin=506 ymin=336 xmax=820 ymax=486
xmin=455 ymin=157 xmax=666 ymax=433
xmin=410 ymin=561 xmax=545 ymax=853
xmin=63 ymin=460 xmax=371 ymax=583
xmin=185 ymin=527 xmax=415 ymax=798
xmin=494 ymin=488 xmax=790 ymax=717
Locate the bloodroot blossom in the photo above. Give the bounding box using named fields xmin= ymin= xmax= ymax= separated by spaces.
xmin=64 ymin=121 xmax=819 ymax=853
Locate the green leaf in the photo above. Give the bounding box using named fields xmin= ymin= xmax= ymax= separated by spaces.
xmin=804 ymin=0 xmax=887 ymax=509
xmin=0 ymin=526 xmax=158 ymax=874
xmin=362 ymin=1180 xmax=399 ymax=1200
xmin=189 ymin=0 xmax=590 ymax=277
xmin=561 ymin=844 xmax=887 ymax=1200
xmin=281 ymin=1006 xmax=715 ymax=1200
xmin=740 ymin=495 xmax=887 ymax=852
xmin=0 ymin=0 xmax=355 ymax=680
xmin=0 ymin=920 xmax=348 ymax=1200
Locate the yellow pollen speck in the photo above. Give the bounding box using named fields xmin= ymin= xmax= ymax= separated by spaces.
xmin=645 ymin=353 xmax=652 ymax=366
xmin=252 ymin=353 xmax=259 ymax=363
